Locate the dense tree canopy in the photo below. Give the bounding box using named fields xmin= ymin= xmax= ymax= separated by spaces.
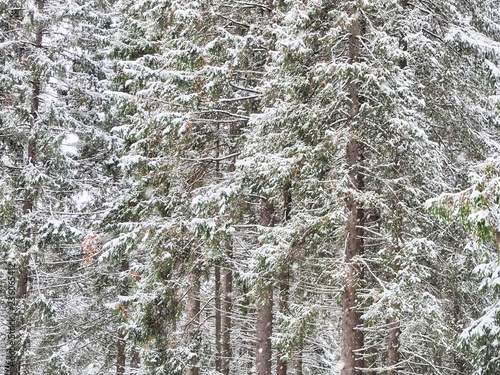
xmin=1 ymin=1 xmax=500 ymax=375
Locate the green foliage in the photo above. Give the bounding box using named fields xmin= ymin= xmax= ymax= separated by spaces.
xmin=429 ymin=159 xmax=500 ymax=246
xmin=430 ymin=159 xmax=500 ymax=374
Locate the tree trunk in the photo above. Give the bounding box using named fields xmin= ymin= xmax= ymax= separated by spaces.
xmin=256 ymin=198 xmax=274 ymax=375
xmin=116 ymin=328 xmax=126 ymax=375
xmin=130 ymin=347 xmax=140 ymax=374
xmin=295 ymin=340 xmax=303 ymax=375
xmin=341 ymin=10 xmax=365 ymax=375
xmin=5 ymin=2 xmax=45 ymax=373
xmin=386 ymin=1 xmax=408 ymax=370
xmin=386 ymin=262 xmax=401 ymax=375
xmin=215 ymin=263 xmax=222 ymax=371
xmin=283 ymin=179 xmax=292 ymax=223
xmin=186 ymin=271 xmax=201 ymax=375
xmin=221 ymin=242 xmax=233 ymax=375
xmin=256 ymin=287 xmax=273 ymax=375
xmin=5 ymin=262 xmax=18 ymax=375
xmin=398 ymin=0 xmax=408 ymax=69
xmin=276 ymin=268 xmax=289 ymax=375
xmin=387 ymin=320 xmax=400 ymax=375
xmin=240 ymin=281 xmax=254 ymax=375
xmin=341 ymin=142 xmax=365 ymax=375
xmin=115 ymin=260 xmax=130 ymax=375
xmin=215 ymin=124 xmax=223 ymax=373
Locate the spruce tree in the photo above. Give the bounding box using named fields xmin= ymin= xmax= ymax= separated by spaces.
xmin=0 ymin=0 xmax=118 ymax=373
xmin=240 ymin=0 xmax=500 ymax=374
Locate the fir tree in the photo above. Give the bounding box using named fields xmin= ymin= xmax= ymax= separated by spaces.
xmin=0 ymin=0 xmax=118 ymax=373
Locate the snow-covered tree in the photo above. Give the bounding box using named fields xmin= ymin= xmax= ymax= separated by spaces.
xmin=429 ymin=156 xmax=500 ymax=375
xmin=1 ymin=1 xmax=498 ymax=375
xmin=241 ymin=1 xmax=500 ymax=374
xmin=0 ymin=0 xmax=119 ymax=373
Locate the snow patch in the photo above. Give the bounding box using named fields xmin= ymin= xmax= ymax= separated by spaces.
xmin=61 ymin=133 xmax=79 ymax=155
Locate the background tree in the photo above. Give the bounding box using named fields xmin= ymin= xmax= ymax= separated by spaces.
xmin=0 ymin=0 xmax=119 ymax=373
xmin=1 ymin=1 xmax=499 ymax=375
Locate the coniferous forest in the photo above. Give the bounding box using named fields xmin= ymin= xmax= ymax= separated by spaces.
xmin=1 ymin=1 xmax=500 ymax=374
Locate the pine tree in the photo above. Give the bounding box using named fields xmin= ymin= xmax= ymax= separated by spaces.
xmin=430 ymin=156 xmax=500 ymax=375
xmin=1 ymin=1 xmax=497 ymax=375
xmin=0 ymin=0 xmax=118 ymax=373
xmin=105 ymin=1 xmax=284 ymax=374
xmin=240 ymin=1 xmax=500 ymax=374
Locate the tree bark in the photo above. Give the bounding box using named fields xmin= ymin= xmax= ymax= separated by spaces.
xmin=387 ymin=320 xmax=400 ymax=375
xmin=276 ymin=271 xmax=289 ymax=375
xmin=341 ymin=10 xmax=365 ymax=375
xmin=186 ymin=271 xmax=201 ymax=375
xmin=221 ymin=242 xmax=233 ymax=375
xmin=398 ymin=0 xmax=408 ymax=69
xmin=221 ymin=123 xmax=235 ymax=375
xmin=283 ymin=179 xmax=292 ymax=223
xmin=256 ymin=287 xmax=273 ymax=375
xmin=277 ymin=179 xmax=292 ymax=375
xmin=256 ymin=198 xmax=274 ymax=375
xmin=5 ymin=262 xmax=18 ymax=375
xmin=386 ymin=2 xmax=408 ymax=372
xmin=116 ymin=260 xmax=130 ymax=375
xmin=277 ymin=181 xmax=292 ymax=375
xmin=386 ymin=263 xmax=401 ymax=375
xmin=341 ymin=137 xmax=365 ymax=375
xmin=5 ymin=2 xmax=45 ymax=373
xmin=116 ymin=328 xmax=126 ymax=375
xmin=215 ymin=264 xmax=222 ymax=372
xmin=295 ymin=339 xmax=303 ymax=375
xmin=214 ymin=123 xmax=223 ymax=373
xmin=130 ymin=347 xmax=140 ymax=374
xmin=240 ymin=281 xmax=254 ymax=375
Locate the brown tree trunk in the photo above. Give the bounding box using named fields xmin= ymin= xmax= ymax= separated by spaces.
xmin=341 ymin=139 xmax=365 ymax=375
xmin=221 ymin=242 xmax=233 ymax=375
xmin=386 ymin=264 xmax=401 ymax=375
xmin=215 ymin=260 xmax=222 ymax=372
xmin=341 ymin=10 xmax=365 ymax=375
xmin=276 ymin=349 xmax=287 ymax=375
xmin=283 ymin=177 xmax=292 ymax=223
xmin=398 ymin=0 xmax=408 ymax=69
xmin=116 ymin=260 xmax=130 ymax=375
xmin=5 ymin=261 xmax=17 ymax=375
xmin=240 ymin=281 xmax=254 ymax=375
xmin=5 ymin=2 xmax=44 ymax=373
xmin=214 ymin=124 xmax=223 ymax=373
xmin=221 ymin=123 xmax=235 ymax=375
xmin=214 ymin=128 xmax=223 ymax=372
xmin=386 ymin=2 xmax=408 ymax=371
xmin=295 ymin=339 xmax=303 ymax=375
xmin=387 ymin=320 xmax=400 ymax=375
xmin=277 ymin=180 xmax=291 ymax=375
xmin=247 ymin=345 xmax=254 ymax=375
xmin=130 ymin=347 xmax=140 ymax=374
xmin=256 ymin=198 xmax=274 ymax=375
xmin=256 ymin=287 xmax=273 ymax=375
xmin=276 ymin=268 xmax=289 ymax=375
xmin=186 ymin=271 xmax=201 ymax=375
xmin=116 ymin=328 xmax=126 ymax=375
